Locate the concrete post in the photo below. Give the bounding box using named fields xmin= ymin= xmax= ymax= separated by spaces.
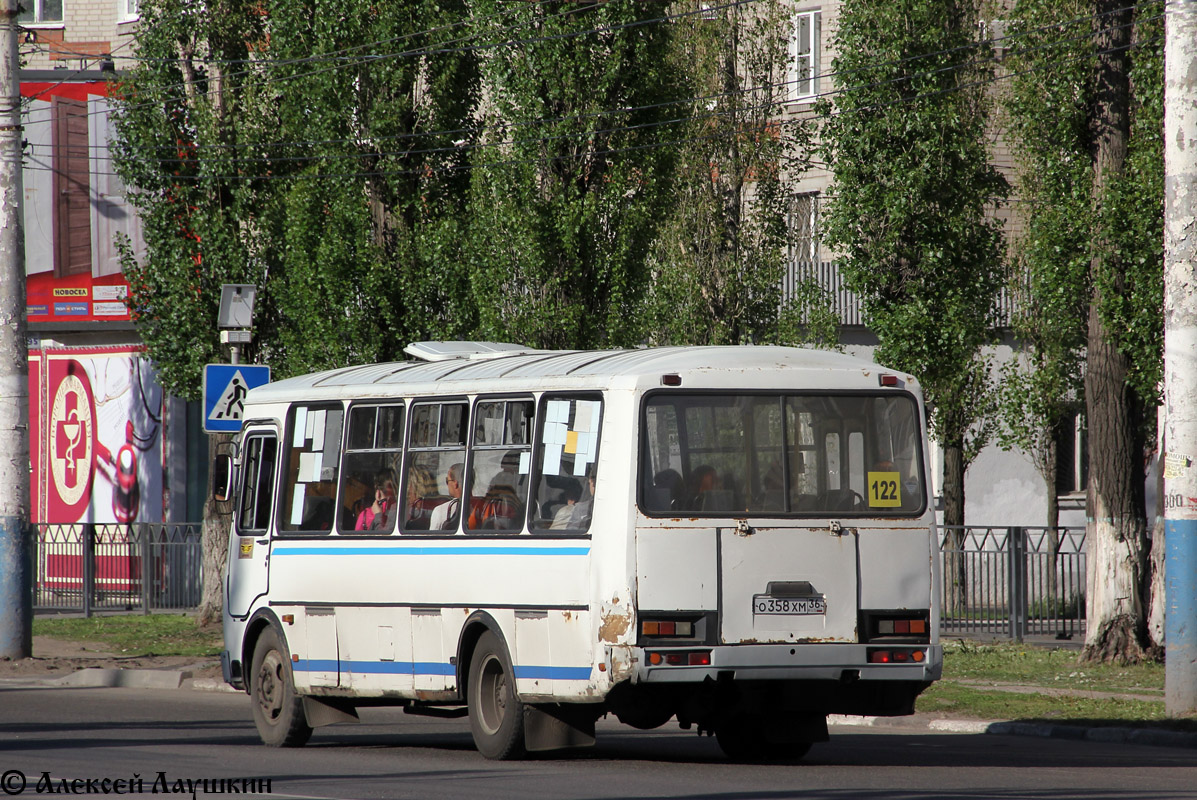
xmin=1164 ymin=0 xmax=1197 ymax=717
xmin=0 ymin=0 xmax=30 ymax=659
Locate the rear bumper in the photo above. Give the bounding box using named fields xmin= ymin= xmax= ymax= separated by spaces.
xmin=632 ymin=643 xmax=942 ymax=684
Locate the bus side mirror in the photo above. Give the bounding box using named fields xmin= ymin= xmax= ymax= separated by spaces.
xmin=213 ymin=454 xmax=234 ymax=502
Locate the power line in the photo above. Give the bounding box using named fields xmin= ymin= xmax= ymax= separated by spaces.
xmin=96 ymin=0 xmax=746 ymax=128
xmin=24 ymin=0 xmax=1163 ymax=171
xmin=16 ymin=0 xmax=1163 ymax=163
xmin=101 ymin=11 xmax=1161 ymax=173
xmin=30 ymin=32 xmax=1158 ymax=184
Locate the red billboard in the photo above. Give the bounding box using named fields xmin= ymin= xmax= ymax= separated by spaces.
xmin=29 ymin=346 xmax=164 ymax=524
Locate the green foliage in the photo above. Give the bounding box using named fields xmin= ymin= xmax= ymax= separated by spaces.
xmin=997 ymin=0 xmax=1163 ymax=470
xmin=464 ymin=0 xmax=681 ymax=350
xmin=113 ymin=0 xmax=482 ymax=397
xmin=1098 ymin=5 xmax=1164 ymax=409
xmin=640 ymin=1 xmax=833 ymax=348
xmin=817 ymin=0 xmax=1008 ymax=462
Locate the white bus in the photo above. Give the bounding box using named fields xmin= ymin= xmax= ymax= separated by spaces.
xmin=217 ymin=343 xmax=941 ymax=760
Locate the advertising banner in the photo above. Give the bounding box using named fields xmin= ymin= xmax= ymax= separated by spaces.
xmin=30 ymin=346 xmax=164 ymax=525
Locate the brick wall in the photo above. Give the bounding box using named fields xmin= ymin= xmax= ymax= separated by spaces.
xmin=20 ymin=0 xmax=137 ymax=71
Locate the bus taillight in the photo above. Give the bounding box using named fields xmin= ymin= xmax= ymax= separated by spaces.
xmin=868 ymin=648 xmax=926 ymax=664
xmin=648 ymin=650 xmax=712 ymax=667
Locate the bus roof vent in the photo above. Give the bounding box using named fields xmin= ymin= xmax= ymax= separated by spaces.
xmin=403 ymin=341 xmax=553 ymax=362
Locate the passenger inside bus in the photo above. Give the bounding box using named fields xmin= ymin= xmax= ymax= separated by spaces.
xmin=471 ymin=470 xmax=522 ymax=529
xmin=468 ymin=450 xmax=526 ymax=530
xmin=429 ymin=462 xmax=464 ymax=530
xmin=404 ymin=465 xmax=438 ymax=530
xmin=356 ymin=470 xmax=396 ymax=531
xmin=567 ymin=471 xmax=597 ymax=528
xmin=680 ymin=465 xmax=734 ymax=512
xmin=549 ymin=478 xmax=582 ymax=529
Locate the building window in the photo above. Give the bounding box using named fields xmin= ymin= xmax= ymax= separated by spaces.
xmin=788 ymin=192 xmax=819 ymax=265
xmin=120 ymin=0 xmax=138 ymax=21
xmin=792 ymin=10 xmax=821 ymax=102
xmin=19 ymin=0 xmax=63 ymax=24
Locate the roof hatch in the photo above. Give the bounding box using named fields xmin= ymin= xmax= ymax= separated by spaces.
xmin=403 ymin=341 xmax=555 ymax=363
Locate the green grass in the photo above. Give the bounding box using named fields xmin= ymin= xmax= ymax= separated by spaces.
xmin=912 ymin=639 xmax=1190 ymax=727
xmin=33 ymin=614 xmax=222 ymax=658
xmin=917 ymin=683 xmax=1174 ymax=725
xmin=939 ymin=639 xmax=1164 ymax=696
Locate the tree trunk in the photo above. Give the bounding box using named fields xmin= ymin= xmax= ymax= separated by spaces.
xmin=1082 ymin=299 xmax=1151 ymax=661
xmin=196 ymin=433 xmax=232 ymax=627
xmin=943 ymin=438 xmax=967 ymax=616
xmin=1080 ymin=0 xmax=1152 ymax=664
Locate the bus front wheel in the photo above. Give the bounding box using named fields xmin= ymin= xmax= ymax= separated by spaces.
xmin=250 ymin=627 xmax=312 ymax=748
xmin=467 ymin=631 xmax=526 ymax=760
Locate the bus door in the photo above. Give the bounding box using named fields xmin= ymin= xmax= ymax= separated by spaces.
xmin=226 ymin=427 xmax=278 ymax=619
xmin=718 ymin=525 xmax=859 ymax=644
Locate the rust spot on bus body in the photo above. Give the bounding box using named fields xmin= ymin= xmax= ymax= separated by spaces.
xmin=599 ymin=609 xmax=632 ymax=642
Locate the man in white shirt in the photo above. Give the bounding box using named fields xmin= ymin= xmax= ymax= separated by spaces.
xmin=429 ymin=462 xmax=464 ymax=531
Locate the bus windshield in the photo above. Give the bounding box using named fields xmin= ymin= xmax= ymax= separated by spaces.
xmin=641 ymin=393 xmax=925 ymax=517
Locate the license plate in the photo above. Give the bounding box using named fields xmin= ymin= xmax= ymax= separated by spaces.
xmin=752 ymin=595 xmax=826 ymax=615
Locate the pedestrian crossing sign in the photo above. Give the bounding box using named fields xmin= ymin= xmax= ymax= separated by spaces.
xmin=203 ymin=364 xmax=271 ymax=433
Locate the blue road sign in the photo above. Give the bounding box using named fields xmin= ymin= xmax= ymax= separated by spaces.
xmin=203 ymin=364 xmax=270 ymax=433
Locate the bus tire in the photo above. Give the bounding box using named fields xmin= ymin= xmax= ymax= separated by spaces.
xmin=715 ymin=715 xmax=813 ymax=762
xmin=467 ymin=630 xmax=526 ymax=760
xmin=250 ymin=627 xmax=312 ymax=748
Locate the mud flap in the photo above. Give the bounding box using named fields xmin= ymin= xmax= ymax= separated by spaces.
xmin=302 ymin=697 xmax=360 ymax=728
xmin=523 ymin=704 xmax=597 ymax=752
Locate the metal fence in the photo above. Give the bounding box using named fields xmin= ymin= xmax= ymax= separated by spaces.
xmin=939 ymin=526 xmax=1087 ymax=641
xmin=33 ymin=523 xmax=204 ymax=615
xmin=30 ymin=521 xmax=1087 ymax=640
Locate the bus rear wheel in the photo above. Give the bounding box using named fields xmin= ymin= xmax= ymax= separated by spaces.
xmin=250 ymin=627 xmax=312 ymax=748
xmin=467 ymin=631 xmax=526 ymax=760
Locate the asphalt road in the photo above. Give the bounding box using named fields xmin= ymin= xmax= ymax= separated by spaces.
xmin=2 ymin=686 xmax=1196 ymax=800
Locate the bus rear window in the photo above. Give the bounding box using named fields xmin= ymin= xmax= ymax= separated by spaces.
xmin=641 ymin=393 xmax=925 ymax=516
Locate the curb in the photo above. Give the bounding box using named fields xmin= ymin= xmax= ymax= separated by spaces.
xmin=828 ymin=714 xmax=1197 ymax=749
xmin=53 ymin=667 xmax=189 ymax=690
xmin=987 ymin=720 xmax=1197 ymax=749
xmin=186 ymin=677 xmax=241 ymax=694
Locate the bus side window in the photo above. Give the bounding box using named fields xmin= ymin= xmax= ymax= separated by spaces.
xmin=279 ymin=404 xmax=344 ymax=533
xmin=530 ymin=396 xmax=602 ymax=532
xmin=236 ymin=435 xmax=277 ymax=534
xmin=467 ymin=399 xmax=534 ymax=533
xmin=404 ymin=401 xmax=468 ymax=534
xmin=339 ymin=404 xmax=404 ymax=534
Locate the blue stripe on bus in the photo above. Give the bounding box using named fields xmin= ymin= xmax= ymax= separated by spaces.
xmin=294 ymin=659 xmax=454 ymax=676
xmin=273 ymin=546 xmax=590 ymax=557
xmin=513 ymin=665 xmax=592 ymax=680
xmin=294 ymin=660 xmax=588 ymax=679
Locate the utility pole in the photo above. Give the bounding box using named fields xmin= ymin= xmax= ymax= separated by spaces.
xmin=1164 ymin=0 xmax=1197 ymax=716
xmin=0 ymin=0 xmax=31 ymax=660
